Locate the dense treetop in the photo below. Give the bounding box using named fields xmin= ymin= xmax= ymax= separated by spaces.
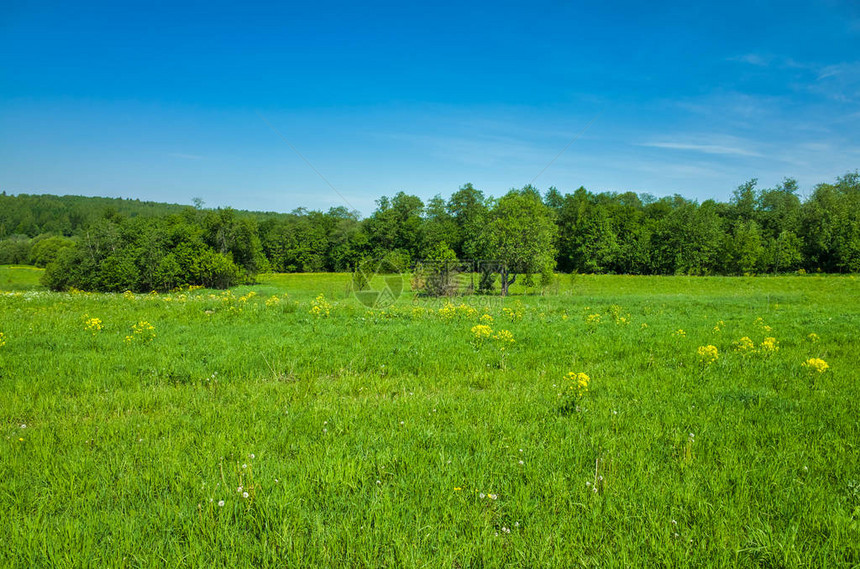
xmin=0 ymin=172 xmax=858 ymax=291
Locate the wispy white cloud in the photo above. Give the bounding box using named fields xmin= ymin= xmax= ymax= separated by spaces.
xmin=729 ymin=53 xmax=773 ymax=67
xmin=636 ymin=141 xmax=762 ymax=157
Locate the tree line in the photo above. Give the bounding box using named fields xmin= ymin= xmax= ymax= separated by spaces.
xmin=0 ymin=172 xmax=858 ymax=292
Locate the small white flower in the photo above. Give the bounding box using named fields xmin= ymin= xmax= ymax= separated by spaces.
xmin=242 ymin=463 xmax=248 ymax=469
xmin=250 ymin=454 xmax=255 ymax=459
xmin=376 ymin=480 xmax=381 ymax=485
xmin=514 ymin=521 xmax=519 ymax=527
xmin=20 ymin=424 xmax=26 ymax=429
xmin=518 ymin=460 xmax=524 ymax=465
xmin=275 ymin=478 xmax=279 ymax=483
xmin=237 ymin=486 xmax=243 ymax=493
xmin=218 ymin=500 xmax=225 ymax=507
xmin=400 ymin=421 xmax=404 ymax=425
xmin=489 ymin=494 xmax=498 ymax=500
xmin=586 ymin=481 xmax=591 ymax=486
xmin=671 ymin=519 xmax=677 ymax=525
xmin=242 ymin=491 xmax=249 ymax=499
xmin=323 ymin=428 xmax=328 ymax=433
xmin=479 ymin=493 xmax=486 ymax=499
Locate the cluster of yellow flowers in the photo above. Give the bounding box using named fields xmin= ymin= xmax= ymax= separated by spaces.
xmin=734 ymin=336 xmax=756 ymax=353
xmin=125 ymin=321 xmax=156 ymax=344
xmin=238 ymin=291 xmax=257 ymax=303
xmin=471 ymin=324 xmax=493 ymax=342
xmin=480 ymin=313 xmax=494 ymax=324
xmin=808 ymin=333 xmax=819 ymax=343
xmin=697 ymin=345 xmax=719 ymax=365
xmin=608 ymin=305 xmax=630 ymax=325
xmin=586 ymin=313 xmax=601 ymax=325
xmin=566 ymin=372 xmax=590 ymax=398
xmin=84 ymin=317 xmax=103 ymax=335
xmin=439 ymin=302 xmax=478 ymax=320
xmin=265 ymin=295 xmax=280 ymax=307
xmin=0 ymin=331 xmax=6 ymax=348
xmin=310 ymin=294 xmax=332 ymax=317
xmin=123 ymin=290 xmax=135 ymax=300
xmin=802 ymin=358 xmax=829 ymax=374
xmin=502 ymin=302 xmax=525 ymax=321
xmin=491 ymin=329 xmax=515 ymax=348
xmin=760 ymin=337 xmax=779 ymax=353
xmin=470 ymin=324 xmax=514 ymax=349
xmin=713 ymin=320 xmax=725 ymax=332
xmin=673 ymin=329 xmax=686 ymax=337
xmin=754 ymin=317 xmax=773 ymax=333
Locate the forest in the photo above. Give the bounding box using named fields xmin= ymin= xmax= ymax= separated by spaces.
xmin=0 ymin=171 xmax=858 ymax=292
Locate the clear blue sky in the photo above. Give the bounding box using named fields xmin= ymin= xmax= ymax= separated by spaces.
xmin=2 ymin=0 xmax=859 ymax=215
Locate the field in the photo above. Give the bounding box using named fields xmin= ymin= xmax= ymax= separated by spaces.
xmin=1 ymin=267 xmax=859 ymax=567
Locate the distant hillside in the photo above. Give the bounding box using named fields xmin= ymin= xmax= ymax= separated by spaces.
xmin=0 ymin=193 xmax=289 ymax=238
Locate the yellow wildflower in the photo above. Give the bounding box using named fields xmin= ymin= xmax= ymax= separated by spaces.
xmin=807 ymin=333 xmax=819 ymax=343
xmin=697 ymin=345 xmax=718 ymax=365
xmin=565 ymin=372 xmax=591 ymax=398
xmin=128 ymin=321 xmax=156 ymax=343
xmin=310 ymin=294 xmax=332 ymax=317
xmin=480 ymin=314 xmax=494 ymax=324
xmin=471 ymin=324 xmax=493 ymax=342
xmin=802 ymin=358 xmax=829 ymax=373
xmin=84 ymin=317 xmax=103 ymax=335
xmin=734 ymin=336 xmax=755 ymax=353
xmin=491 ymin=329 xmax=514 ymax=347
xmin=761 ymin=337 xmax=779 ymax=353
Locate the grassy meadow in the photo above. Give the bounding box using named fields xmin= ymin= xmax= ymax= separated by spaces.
xmin=1 ymin=267 xmax=859 ymax=567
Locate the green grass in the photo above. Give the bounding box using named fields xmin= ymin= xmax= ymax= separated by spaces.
xmin=1 ymin=272 xmax=858 ymax=567
xmin=0 ymin=265 xmax=45 ymax=291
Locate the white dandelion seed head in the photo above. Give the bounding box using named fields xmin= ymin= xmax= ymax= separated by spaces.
xmin=242 ymin=491 xmax=249 ymax=499
xmin=218 ymin=500 xmax=225 ymax=507
xmin=237 ymin=486 xmax=243 ymax=492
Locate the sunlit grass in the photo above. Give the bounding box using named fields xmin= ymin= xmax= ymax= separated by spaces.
xmin=1 ymin=271 xmax=858 ymax=567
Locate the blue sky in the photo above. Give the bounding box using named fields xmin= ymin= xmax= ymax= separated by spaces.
xmin=2 ymin=0 xmax=859 ymax=215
